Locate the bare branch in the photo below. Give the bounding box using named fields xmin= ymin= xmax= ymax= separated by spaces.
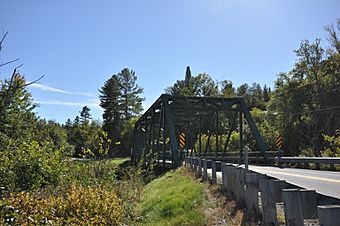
xmin=0 ymin=58 xmax=20 ymax=68
xmin=0 ymin=31 xmax=8 ymax=52
xmin=24 ymin=75 xmax=45 ymax=87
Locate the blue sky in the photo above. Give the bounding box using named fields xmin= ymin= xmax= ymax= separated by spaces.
xmin=0 ymin=0 xmax=339 ymax=123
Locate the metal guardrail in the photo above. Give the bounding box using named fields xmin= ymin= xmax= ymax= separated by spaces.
xmin=272 ymin=157 xmax=340 ymax=165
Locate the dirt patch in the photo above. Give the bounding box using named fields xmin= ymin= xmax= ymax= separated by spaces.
xmin=202 ymin=182 xmax=257 ymax=226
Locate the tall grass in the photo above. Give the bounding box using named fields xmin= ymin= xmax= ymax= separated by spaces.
xmin=136 ymin=167 xmax=208 ymax=226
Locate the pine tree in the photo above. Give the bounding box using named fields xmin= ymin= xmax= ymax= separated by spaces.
xmin=99 ymin=74 xmax=121 ymax=141
xmin=100 ymin=69 xmax=144 ymax=156
xmin=80 ymin=106 xmax=91 ymax=123
xmin=117 ymin=68 xmax=144 ymax=120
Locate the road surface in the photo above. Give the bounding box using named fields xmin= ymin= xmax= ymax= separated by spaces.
xmin=248 ymin=165 xmax=340 ymax=199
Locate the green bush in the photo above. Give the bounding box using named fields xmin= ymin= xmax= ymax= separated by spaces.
xmin=0 ymin=141 xmax=65 ymax=193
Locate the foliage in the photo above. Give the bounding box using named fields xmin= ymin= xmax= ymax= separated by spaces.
xmin=100 ymin=68 xmax=144 ymax=156
xmin=268 ymin=20 xmax=340 ymax=155
xmin=0 ymin=73 xmax=37 ymax=143
xmin=321 ymin=130 xmax=340 ymax=157
xmin=117 ymin=68 xmax=145 ymax=120
xmin=0 ymin=141 xmax=65 ymax=193
xmin=65 ymin=108 xmax=110 ymax=158
xmin=0 ymin=184 xmax=123 ymax=225
xmin=136 ymin=167 xmax=207 ymax=226
xmin=166 ymin=69 xmax=219 ymax=97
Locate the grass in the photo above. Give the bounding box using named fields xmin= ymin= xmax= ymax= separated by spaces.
xmin=136 ymin=167 xmax=257 ymax=226
xmin=136 ymin=167 xmax=208 ymax=226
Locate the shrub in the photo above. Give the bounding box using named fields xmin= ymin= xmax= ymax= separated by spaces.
xmin=0 ymin=184 xmax=123 ymax=225
xmin=0 ymin=141 xmax=65 ymax=193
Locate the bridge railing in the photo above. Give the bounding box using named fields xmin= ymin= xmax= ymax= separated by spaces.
xmin=271 ymin=157 xmax=340 ymax=170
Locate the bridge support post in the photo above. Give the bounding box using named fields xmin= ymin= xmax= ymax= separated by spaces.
xmin=283 ymin=189 xmax=304 ymax=226
xmin=202 ymin=159 xmax=207 ymax=180
xmin=317 ymin=205 xmax=340 ymax=226
xmin=211 ymin=161 xmax=217 ymax=184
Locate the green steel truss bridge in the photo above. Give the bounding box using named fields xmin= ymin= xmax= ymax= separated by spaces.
xmin=132 ymin=94 xmax=269 ymax=168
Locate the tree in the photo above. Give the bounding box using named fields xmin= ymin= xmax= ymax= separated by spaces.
xmin=117 ymin=68 xmax=144 ymax=120
xmin=99 ymin=69 xmax=144 ymax=156
xmin=99 ymin=75 xmax=121 ymax=147
xmin=268 ymin=20 xmax=340 ymax=156
xmin=220 ymin=80 xmax=235 ymax=97
xmin=80 ymin=106 xmax=91 ymax=123
xmin=0 ymin=73 xmax=37 ymax=143
xmin=166 ymin=67 xmax=218 ymax=97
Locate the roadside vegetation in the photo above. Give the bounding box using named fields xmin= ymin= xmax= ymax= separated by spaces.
xmin=136 ymin=167 xmax=254 ymax=226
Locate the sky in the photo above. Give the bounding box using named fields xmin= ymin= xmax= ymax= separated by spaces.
xmin=0 ymin=0 xmax=339 ymax=123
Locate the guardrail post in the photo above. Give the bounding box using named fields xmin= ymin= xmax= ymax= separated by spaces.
xmin=317 ymin=205 xmax=340 ymax=226
xmin=185 ymin=157 xmax=189 ymax=168
xmin=211 ymin=161 xmax=217 ymax=184
xmin=227 ymin=165 xmax=236 ymax=196
xmin=202 ymin=159 xmax=207 ymax=180
xmin=260 ymin=179 xmax=279 ymax=226
xmin=197 ymin=158 xmax=202 ymax=177
xmin=234 ymin=167 xmax=245 ymax=207
xmin=194 ymin=157 xmax=198 ymax=173
xmin=283 ymin=189 xmax=304 ymax=226
xmin=245 ymin=173 xmax=265 ymax=217
xmin=221 ymin=163 xmax=227 ymax=190
xmin=189 ymin=157 xmax=194 ymax=171
xmin=300 ymin=190 xmax=317 ymax=219
xmin=206 ymin=159 xmax=212 ymax=181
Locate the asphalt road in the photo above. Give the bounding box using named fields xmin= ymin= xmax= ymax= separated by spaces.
xmin=247 ymin=165 xmax=340 ymax=199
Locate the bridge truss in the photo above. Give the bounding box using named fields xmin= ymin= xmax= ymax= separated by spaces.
xmin=132 ymin=94 xmax=269 ymax=168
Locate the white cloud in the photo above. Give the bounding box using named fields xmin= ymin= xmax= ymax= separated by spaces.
xmin=35 ymin=99 xmax=102 ymax=110
xmin=30 ymin=83 xmax=72 ymax=94
xmin=30 ymin=83 xmax=96 ymax=97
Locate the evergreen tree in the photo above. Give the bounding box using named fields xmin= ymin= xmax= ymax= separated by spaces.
xmin=100 ymin=69 xmax=144 ymax=156
xmin=99 ymin=75 xmax=121 ymax=148
xmin=0 ymin=73 xmax=37 ymax=143
xmin=117 ymin=68 xmax=144 ymax=120
xmin=184 ymin=66 xmax=192 ymax=89
xmin=80 ymin=106 xmax=91 ymax=123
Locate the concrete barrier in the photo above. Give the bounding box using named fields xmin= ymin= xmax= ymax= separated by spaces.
xmin=317 ymin=205 xmax=340 ymax=226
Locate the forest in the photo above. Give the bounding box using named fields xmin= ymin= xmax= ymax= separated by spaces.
xmin=0 ymin=20 xmax=339 ymax=224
